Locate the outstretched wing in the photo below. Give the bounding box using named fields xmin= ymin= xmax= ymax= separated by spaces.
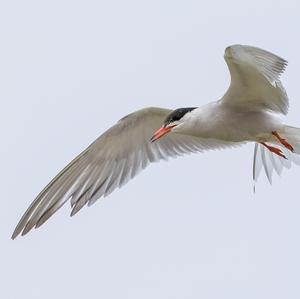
xmin=12 ymin=107 xmax=241 ymax=238
xmin=221 ymin=45 xmax=288 ymax=115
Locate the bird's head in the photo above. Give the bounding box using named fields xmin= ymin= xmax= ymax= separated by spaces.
xmin=150 ymin=107 xmax=197 ymax=142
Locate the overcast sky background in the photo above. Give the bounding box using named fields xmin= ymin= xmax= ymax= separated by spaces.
xmin=1 ymin=0 xmax=300 ymax=298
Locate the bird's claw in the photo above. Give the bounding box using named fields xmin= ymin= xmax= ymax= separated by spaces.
xmin=261 ymin=142 xmax=287 ymax=159
xmin=272 ymin=131 xmax=294 ymax=153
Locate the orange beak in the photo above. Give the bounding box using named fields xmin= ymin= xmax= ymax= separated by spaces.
xmin=150 ymin=125 xmax=176 ymax=142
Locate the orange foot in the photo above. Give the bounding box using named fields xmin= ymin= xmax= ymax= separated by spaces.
xmin=272 ymin=131 xmax=294 ymax=152
xmin=261 ymin=142 xmax=287 ymax=159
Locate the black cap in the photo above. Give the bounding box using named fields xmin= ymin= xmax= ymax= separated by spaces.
xmin=163 ymin=107 xmax=197 ymax=126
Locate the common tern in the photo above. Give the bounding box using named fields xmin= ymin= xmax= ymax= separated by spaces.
xmin=12 ymin=45 xmax=300 ymax=239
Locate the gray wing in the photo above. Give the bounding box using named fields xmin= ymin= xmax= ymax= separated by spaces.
xmin=221 ymin=45 xmax=289 ymax=114
xmin=12 ymin=107 xmax=240 ymax=239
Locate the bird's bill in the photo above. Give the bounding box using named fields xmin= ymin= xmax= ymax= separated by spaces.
xmin=150 ymin=125 xmax=176 ymax=142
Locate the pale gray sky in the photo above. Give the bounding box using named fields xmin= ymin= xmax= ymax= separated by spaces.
xmin=2 ymin=0 xmax=300 ymax=298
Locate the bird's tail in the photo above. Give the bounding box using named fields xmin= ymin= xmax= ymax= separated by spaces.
xmin=253 ymin=126 xmax=300 ymax=184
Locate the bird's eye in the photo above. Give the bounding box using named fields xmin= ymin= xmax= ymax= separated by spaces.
xmin=165 ymin=121 xmax=173 ymax=127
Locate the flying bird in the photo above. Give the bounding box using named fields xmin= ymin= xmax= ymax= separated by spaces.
xmin=12 ymin=45 xmax=300 ymax=239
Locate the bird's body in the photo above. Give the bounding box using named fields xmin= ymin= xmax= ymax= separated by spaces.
xmin=12 ymin=44 xmax=300 ymax=239
xmin=172 ymin=102 xmax=281 ymax=142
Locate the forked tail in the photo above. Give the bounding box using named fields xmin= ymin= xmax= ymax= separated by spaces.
xmin=253 ymin=126 xmax=300 ymax=185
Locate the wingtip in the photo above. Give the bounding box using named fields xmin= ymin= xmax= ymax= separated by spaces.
xmin=21 ymin=222 xmax=35 ymax=237
xmin=11 ymin=227 xmax=22 ymax=240
xmin=70 ymin=206 xmax=80 ymax=217
xmin=11 ymin=229 xmax=29 ymax=240
xmin=11 ymin=233 xmax=17 ymax=240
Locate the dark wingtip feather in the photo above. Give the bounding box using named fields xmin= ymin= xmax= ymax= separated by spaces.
xmin=11 ymin=231 xmax=18 ymax=240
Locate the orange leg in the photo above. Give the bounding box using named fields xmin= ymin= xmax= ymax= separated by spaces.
xmin=272 ymin=131 xmax=294 ymax=152
xmin=260 ymin=142 xmax=287 ymax=159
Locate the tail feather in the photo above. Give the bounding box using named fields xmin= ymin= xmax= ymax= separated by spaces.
xmin=253 ymin=126 xmax=300 ymax=185
xmin=281 ymin=126 xmax=300 ymax=153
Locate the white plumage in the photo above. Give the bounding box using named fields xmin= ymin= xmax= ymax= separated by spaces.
xmin=12 ymin=44 xmax=300 ymax=239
